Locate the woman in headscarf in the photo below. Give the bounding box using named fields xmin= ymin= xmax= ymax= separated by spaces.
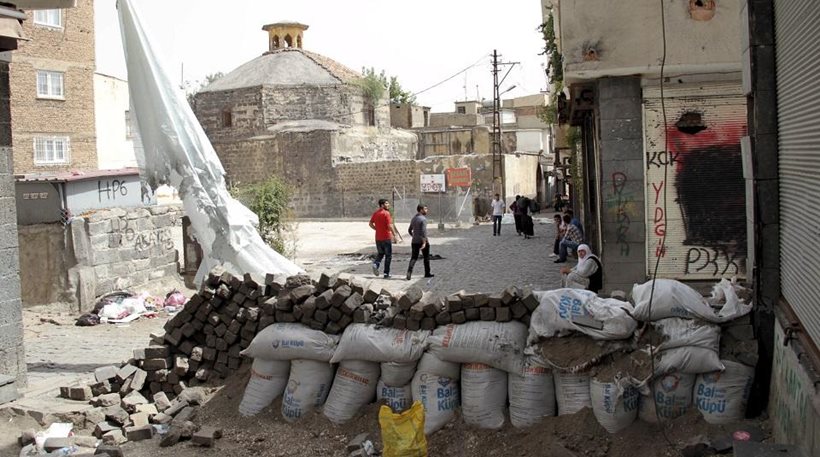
xmin=559 ymin=244 xmax=602 ymax=293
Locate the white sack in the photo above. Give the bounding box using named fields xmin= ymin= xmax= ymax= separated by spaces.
xmin=281 ymin=359 xmax=335 ymax=422
xmin=323 ymin=360 xmax=380 ymax=424
xmin=380 ymin=361 xmax=418 ymax=387
xmin=695 ymin=360 xmax=755 ymax=424
xmin=117 ymin=0 xmax=302 ymax=285
xmin=508 ymin=358 xmax=556 ymax=428
xmin=416 ymin=353 xmax=461 ymax=380
xmin=461 ymin=363 xmax=507 ymax=429
xmin=590 ymin=379 xmax=639 ymax=433
xmin=411 ymin=371 xmax=459 ymax=434
xmin=529 ymin=290 xmax=637 ymax=342
xmin=330 ymin=324 xmax=429 ymax=364
xmin=638 ymin=372 xmax=696 ymax=422
xmin=653 ymin=318 xmax=724 ymax=374
xmin=241 ymin=323 xmax=340 ymax=362
xmin=238 ymin=359 xmax=290 ymax=417
xmin=377 ymin=380 xmax=413 ymax=413
xmin=429 ymin=322 xmax=527 ymax=374
xmin=554 ymin=371 xmax=591 ymax=415
xmin=632 ymin=279 xmax=752 ymax=323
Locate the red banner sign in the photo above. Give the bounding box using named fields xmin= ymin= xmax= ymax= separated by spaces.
xmin=446 ymin=167 xmax=471 ymax=188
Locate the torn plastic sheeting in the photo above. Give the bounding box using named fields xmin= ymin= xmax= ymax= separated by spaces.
xmin=117 ymin=0 xmax=303 ymax=283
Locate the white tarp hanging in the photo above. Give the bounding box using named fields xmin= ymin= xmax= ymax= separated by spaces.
xmin=117 ymin=0 xmax=302 ymax=282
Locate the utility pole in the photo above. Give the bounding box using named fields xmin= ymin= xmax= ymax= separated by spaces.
xmin=491 ymin=49 xmax=518 ymax=204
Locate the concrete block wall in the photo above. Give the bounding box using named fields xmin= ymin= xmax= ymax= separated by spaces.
xmin=597 ymin=77 xmax=647 ymax=293
xmin=0 ymin=57 xmax=26 ymax=387
xmin=69 ymin=205 xmax=183 ymax=310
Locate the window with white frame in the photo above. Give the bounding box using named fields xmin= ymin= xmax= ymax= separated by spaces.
xmin=33 ymin=9 xmax=62 ymax=28
xmin=33 ymin=136 xmax=70 ymax=165
xmin=36 ymin=71 xmax=64 ymax=99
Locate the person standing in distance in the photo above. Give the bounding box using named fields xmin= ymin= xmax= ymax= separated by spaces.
xmin=491 ymin=193 xmax=505 ymax=236
xmin=369 ymin=198 xmax=399 ymax=278
xmin=406 ymin=204 xmax=434 ymax=280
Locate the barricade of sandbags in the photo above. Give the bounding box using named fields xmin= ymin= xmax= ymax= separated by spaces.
xmin=238 ymin=359 xmax=290 ymax=417
xmin=461 ymin=363 xmax=507 ymax=429
xmin=411 ymin=354 xmax=460 ymax=434
xmin=632 ymin=278 xmax=752 ymax=323
xmin=508 ymin=356 xmax=556 ymax=428
xmin=281 ymin=359 xmax=335 ymax=422
xmin=330 ymin=324 xmax=429 ymax=364
xmin=529 ymin=290 xmax=637 ymax=342
xmin=323 ymin=360 xmax=380 ymax=424
xmin=694 ymin=360 xmax=755 ymax=424
xmin=429 ymin=321 xmax=528 ymax=374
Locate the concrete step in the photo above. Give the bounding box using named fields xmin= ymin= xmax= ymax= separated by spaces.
xmin=0 ymin=374 xmax=18 ymax=405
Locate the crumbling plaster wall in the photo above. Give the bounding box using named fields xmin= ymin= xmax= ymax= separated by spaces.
xmin=18 ymin=224 xmax=70 ymax=306
xmin=332 ymin=126 xmax=417 ymax=164
xmin=557 ymin=0 xmax=741 ymax=82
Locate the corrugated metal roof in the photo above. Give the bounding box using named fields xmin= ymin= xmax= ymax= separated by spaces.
xmin=15 ymin=167 xmax=140 ymax=183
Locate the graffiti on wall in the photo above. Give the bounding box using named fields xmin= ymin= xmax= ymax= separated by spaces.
xmin=645 ymin=98 xmax=747 ymax=279
xmin=604 ymin=171 xmax=637 ymax=257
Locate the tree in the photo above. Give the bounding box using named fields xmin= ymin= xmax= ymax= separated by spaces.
xmin=537 ymin=10 xmax=564 ymax=125
xmin=359 ymin=67 xmax=416 ymax=105
xmin=230 ymin=175 xmax=296 ymax=257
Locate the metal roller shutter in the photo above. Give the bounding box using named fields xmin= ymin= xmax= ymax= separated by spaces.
xmin=643 ymin=83 xmax=748 ymax=280
xmin=775 ymin=1 xmax=820 ymax=346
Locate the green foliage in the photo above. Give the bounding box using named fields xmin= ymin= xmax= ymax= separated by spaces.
xmin=231 ymin=176 xmax=295 ymax=257
xmin=537 ymin=10 xmax=564 ymax=125
xmin=359 ymin=67 xmax=416 ymax=105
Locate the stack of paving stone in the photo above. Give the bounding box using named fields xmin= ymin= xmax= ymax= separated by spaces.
xmin=386 ymin=285 xmax=541 ymax=331
xmin=154 ymin=269 xmax=394 ymax=386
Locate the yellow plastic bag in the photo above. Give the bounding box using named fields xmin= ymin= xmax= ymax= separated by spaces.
xmin=379 ymin=400 xmax=428 ymax=457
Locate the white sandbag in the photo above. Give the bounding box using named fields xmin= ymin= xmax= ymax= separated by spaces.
xmin=461 ymin=363 xmax=507 ymax=429
xmin=330 ymin=324 xmax=429 ymax=364
xmin=380 ymin=361 xmax=418 ymax=387
xmin=429 ymin=322 xmax=527 ymax=374
xmin=590 ymin=379 xmax=639 ymax=433
xmin=638 ymin=372 xmax=696 ymax=422
xmin=241 ymin=323 xmax=340 ymax=362
xmin=529 ymin=290 xmax=637 ymax=342
xmin=238 ymin=359 xmax=290 ymax=417
xmin=411 ymin=371 xmax=459 ymax=434
xmin=653 ymin=318 xmax=724 ymax=374
xmin=322 ymin=360 xmax=380 ymax=424
xmin=695 ymin=360 xmax=755 ymax=424
xmin=554 ymin=371 xmax=591 ymax=415
xmin=281 ymin=359 xmax=335 ymax=422
xmin=632 ymin=279 xmax=752 ymax=323
xmin=377 ymin=379 xmax=413 ymax=413
xmin=508 ymin=359 xmax=556 ymax=428
xmin=416 ymin=353 xmax=460 ymax=380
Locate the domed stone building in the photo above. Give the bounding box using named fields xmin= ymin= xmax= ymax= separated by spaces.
xmin=193 ymin=21 xmax=417 ymax=217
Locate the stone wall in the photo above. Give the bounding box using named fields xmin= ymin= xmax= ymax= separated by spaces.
xmin=10 ymin=0 xmax=97 ymax=174
xmin=597 ymin=77 xmax=647 ymax=294
xmin=0 ymin=56 xmax=25 ymax=388
xmin=68 ymin=205 xmax=183 ymax=311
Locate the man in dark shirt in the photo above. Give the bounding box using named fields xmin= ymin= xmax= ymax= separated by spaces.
xmin=406 ymin=204 xmax=434 ymax=280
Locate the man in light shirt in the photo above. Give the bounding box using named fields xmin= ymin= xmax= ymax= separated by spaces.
xmin=490 ymin=194 xmax=505 ymax=236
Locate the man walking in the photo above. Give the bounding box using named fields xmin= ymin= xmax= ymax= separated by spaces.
xmin=491 ymin=193 xmax=505 ymax=236
xmin=369 ymin=198 xmax=399 ymax=278
xmin=407 ymin=204 xmax=434 ymax=280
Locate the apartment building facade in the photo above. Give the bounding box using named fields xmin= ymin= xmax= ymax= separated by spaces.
xmin=9 ymin=0 xmax=95 ymax=174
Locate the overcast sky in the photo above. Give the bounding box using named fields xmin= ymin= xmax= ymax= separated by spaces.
xmin=95 ymin=0 xmax=549 ymax=112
